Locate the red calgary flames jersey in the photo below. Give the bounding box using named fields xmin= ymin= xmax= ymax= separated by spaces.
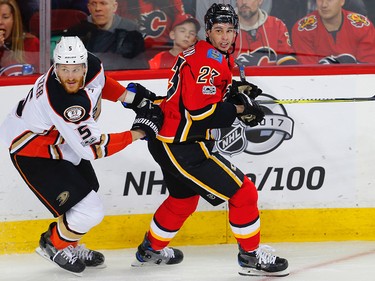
xmin=234 ymin=16 xmax=296 ymax=66
xmin=292 ymin=9 xmax=375 ymax=64
xmin=157 ymin=40 xmax=237 ymax=143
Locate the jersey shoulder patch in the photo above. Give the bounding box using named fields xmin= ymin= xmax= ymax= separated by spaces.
xmin=63 ymin=105 xmax=87 ymax=122
xmin=207 ymin=48 xmax=223 ymax=63
xmin=297 ymin=15 xmax=318 ymax=32
xmin=346 ymin=13 xmax=370 ymax=28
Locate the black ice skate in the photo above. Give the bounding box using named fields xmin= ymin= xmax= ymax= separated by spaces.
xmin=74 ymin=244 xmax=106 ymax=268
xmin=238 ymin=245 xmax=289 ymax=277
xmin=132 ymin=233 xmax=184 ymax=266
xmin=35 ymin=222 xmax=85 ymax=276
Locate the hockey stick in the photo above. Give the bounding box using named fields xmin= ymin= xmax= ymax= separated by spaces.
xmin=234 ymin=59 xmax=375 ymax=105
xmin=256 ymin=96 xmax=375 ymax=105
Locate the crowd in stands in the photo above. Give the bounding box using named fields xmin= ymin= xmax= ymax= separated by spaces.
xmin=1 ymin=0 xmax=375 ymax=76
xmin=0 ymin=0 xmax=39 ymax=76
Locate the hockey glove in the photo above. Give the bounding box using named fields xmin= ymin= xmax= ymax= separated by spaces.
xmin=227 ymin=92 xmax=264 ymax=127
xmin=131 ymin=100 xmax=164 ymax=141
xmin=231 ymin=79 xmax=262 ymax=100
xmin=122 ymin=82 xmax=157 ymax=111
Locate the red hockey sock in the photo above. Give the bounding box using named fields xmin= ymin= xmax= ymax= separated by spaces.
xmin=229 ymin=176 xmax=260 ymax=252
xmin=148 ymin=195 xmax=200 ymax=250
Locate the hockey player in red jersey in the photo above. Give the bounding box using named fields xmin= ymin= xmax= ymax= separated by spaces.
xmin=234 ymin=0 xmax=298 ymax=66
xmin=292 ymin=0 xmax=375 ymax=64
xmin=132 ymin=3 xmax=289 ymax=277
xmin=0 ymin=36 xmax=163 ymax=275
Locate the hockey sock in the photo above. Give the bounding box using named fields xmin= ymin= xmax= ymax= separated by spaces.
xmin=229 ymin=176 xmax=260 ymax=252
xmin=148 ymin=195 xmax=199 ymax=250
xmin=49 ymin=222 xmax=78 ymax=250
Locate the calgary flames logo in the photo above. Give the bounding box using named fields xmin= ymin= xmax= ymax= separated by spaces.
xmin=139 ymin=10 xmax=168 ymax=39
xmin=298 ymin=15 xmax=317 ymax=31
xmin=347 ymin=13 xmax=370 ymax=28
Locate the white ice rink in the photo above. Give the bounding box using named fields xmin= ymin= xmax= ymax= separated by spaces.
xmin=2 ymin=241 xmax=375 ymax=281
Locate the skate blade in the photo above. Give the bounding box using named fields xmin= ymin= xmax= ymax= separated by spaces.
xmin=131 ymin=259 xmax=160 ymax=267
xmin=35 ymin=247 xmax=83 ymax=277
xmin=86 ymin=263 xmax=107 ymax=269
xmin=238 ymin=267 xmax=289 ymax=277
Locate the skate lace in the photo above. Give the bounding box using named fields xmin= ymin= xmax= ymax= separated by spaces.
xmin=75 ymin=244 xmax=93 ymax=261
xmin=58 ymin=245 xmax=79 ymax=264
xmin=160 ymin=247 xmax=175 ymax=258
xmin=255 ymin=245 xmax=277 ymax=265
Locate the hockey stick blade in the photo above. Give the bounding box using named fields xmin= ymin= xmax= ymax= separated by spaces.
xmin=257 ymin=95 xmax=375 ymax=105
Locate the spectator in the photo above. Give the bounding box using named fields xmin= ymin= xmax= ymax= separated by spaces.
xmin=117 ymin=0 xmax=186 ymax=58
xmin=234 ymin=0 xmax=297 ymax=66
xmin=195 ymin=0 xmax=272 ymax=39
xmin=0 ymin=0 xmax=39 ymax=76
xmin=66 ymin=0 xmax=148 ymax=70
xmin=148 ymin=14 xmax=200 ymax=69
xmin=307 ymin=0 xmax=368 ymax=16
xmin=292 ymin=0 xmax=375 ymax=64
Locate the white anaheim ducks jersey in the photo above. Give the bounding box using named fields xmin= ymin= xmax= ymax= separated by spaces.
xmin=0 ymin=53 xmax=132 ymax=165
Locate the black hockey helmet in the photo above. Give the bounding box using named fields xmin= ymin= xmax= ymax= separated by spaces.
xmin=204 ymin=3 xmax=239 ymax=32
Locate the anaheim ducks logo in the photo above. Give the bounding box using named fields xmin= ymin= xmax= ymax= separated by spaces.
xmin=298 ymin=15 xmax=317 ymax=31
xmin=56 ymin=191 xmax=70 ymax=206
xmin=347 ymin=13 xmax=370 ymax=28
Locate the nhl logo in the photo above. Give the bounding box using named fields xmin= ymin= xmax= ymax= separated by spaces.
xmin=213 ymin=94 xmax=294 ymax=156
xmin=214 ymin=119 xmax=247 ymax=156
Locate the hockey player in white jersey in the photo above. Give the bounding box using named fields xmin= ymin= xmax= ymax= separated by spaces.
xmin=0 ymin=36 xmax=163 ymax=275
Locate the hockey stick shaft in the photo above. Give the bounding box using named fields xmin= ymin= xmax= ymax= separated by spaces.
xmin=257 ymin=96 xmax=375 ymax=104
xmin=234 ymin=60 xmax=375 ymax=104
xmin=236 ymin=59 xmax=247 ymax=83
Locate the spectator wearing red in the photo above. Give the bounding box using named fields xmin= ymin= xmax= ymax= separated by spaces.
xmin=148 ymin=14 xmax=199 ymax=69
xmin=292 ymin=0 xmax=375 ymax=64
xmin=234 ymin=0 xmax=297 ymax=66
